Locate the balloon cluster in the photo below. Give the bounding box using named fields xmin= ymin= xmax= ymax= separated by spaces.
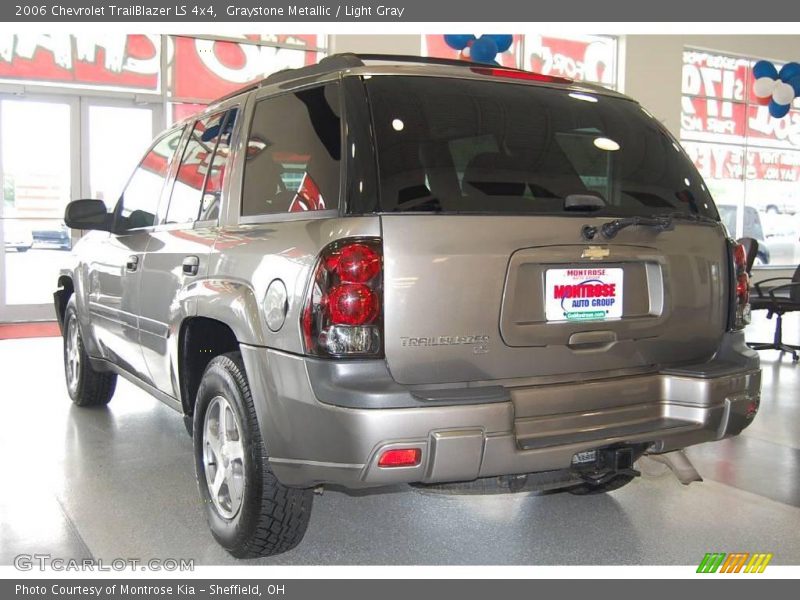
xmin=443 ymin=34 xmax=514 ymax=64
xmin=752 ymin=60 xmax=800 ymax=119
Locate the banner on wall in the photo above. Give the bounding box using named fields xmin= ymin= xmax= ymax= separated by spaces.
xmin=0 ymin=34 xmax=323 ymax=100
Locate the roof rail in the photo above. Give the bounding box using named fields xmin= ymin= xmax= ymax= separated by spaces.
xmin=213 ymin=53 xmax=532 ymax=104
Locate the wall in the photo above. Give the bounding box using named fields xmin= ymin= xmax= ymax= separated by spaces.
xmin=329 ymin=34 xmax=421 ymax=56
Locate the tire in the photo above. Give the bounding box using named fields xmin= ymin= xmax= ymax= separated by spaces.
xmin=63 ymin=297 xmax=117 ymax=407
xmin=567 ymin=473 xmax=635 ymax=496
xmin=16 ymin=246 xmax=29 ymax=253
xmin=193 ymin=352 xmax=313 ymax=558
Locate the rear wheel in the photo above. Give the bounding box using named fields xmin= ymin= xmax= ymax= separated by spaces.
xmin=63 ymin=298 xmax=117 ymax=407
xmin=193 ymin=352 xmax=313 ymax=558
xmin=567 ymin=473 xmax=635 ymax=495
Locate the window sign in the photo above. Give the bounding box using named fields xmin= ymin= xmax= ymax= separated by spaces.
xmin=0 ymin=34 xmax=160 ymax=92
xmin=524 ymin=35 xmax=617 ymax=88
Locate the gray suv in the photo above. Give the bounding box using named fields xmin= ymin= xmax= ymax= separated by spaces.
xmin=54 ymin=54 xmax=762 ymax=558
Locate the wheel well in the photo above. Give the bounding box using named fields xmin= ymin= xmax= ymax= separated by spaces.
xmin=179 ymin=317 xmax=239 ymax=416
xmin=55 ymin=276 xmax=74 ymax=330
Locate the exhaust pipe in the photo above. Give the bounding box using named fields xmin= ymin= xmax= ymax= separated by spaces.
xmin=646 ymin=450 xmax=703 ymax=485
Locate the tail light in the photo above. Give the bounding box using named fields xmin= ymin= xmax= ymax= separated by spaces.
xmin=301 ymin=238 xmax=383 ymax=357
xmin=729 ymin=241 xmax=751 ymax=331
xmin=378 ymin=448 xmax=421 ymax=468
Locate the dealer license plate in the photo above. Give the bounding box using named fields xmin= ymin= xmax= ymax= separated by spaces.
xmin=545 ymin=267 xmax=624 ymax=322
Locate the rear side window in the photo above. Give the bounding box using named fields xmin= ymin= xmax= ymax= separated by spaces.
xmin=364 ymin=76 xmax=718 ymax=219
xmin=117 ymin=127 xmax=184 ymax=230
xmin=166 ymin=108 xmax=238 ymax=224
xmin=241 ymin=83 xmax=341 ymax=217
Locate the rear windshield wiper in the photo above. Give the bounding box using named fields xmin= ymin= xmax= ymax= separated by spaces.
xmin=582 ymin=215 xmax=673 ymax=241
xmin=659 ymin=211 xmax=718 ymax=225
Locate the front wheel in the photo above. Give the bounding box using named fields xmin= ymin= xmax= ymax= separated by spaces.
xmin=63 ymin=297 xmax=116 ymax=407
xmin=193 ymin=352 xmax=313 ymax=558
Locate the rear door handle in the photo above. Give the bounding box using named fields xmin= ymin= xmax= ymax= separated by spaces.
xmin=182 ymin=255 xmax=199 ymax=276
xmin=126 ymin=255 xmax=139 ymax=272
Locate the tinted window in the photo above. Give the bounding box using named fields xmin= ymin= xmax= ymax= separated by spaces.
xmin=118 ymin=127 xmax=184 ymax=230
xmin=241 ymin=83 xmax=341 ymax=217
xmin=364 ymin=76 xmax=718 ymax=218
xmin=167 ymin=109 xmax=237 ymax=224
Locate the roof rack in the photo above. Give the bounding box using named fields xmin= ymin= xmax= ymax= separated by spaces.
xmin=214 ymin=53 xmax=520 ymax=103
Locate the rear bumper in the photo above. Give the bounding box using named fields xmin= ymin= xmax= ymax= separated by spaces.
xmin=240 ymin=332 xmax=761 ymax=488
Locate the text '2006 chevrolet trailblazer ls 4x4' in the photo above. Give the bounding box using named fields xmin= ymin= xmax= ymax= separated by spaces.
xmin=55 ymin=54 xmax=761 ymax=558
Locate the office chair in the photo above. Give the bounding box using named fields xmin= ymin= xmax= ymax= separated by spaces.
xmin=748 ymin=263 xmax=800 ymax=362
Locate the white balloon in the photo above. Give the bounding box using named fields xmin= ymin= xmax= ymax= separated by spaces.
xmin=772 ymin=81 xmax=796 ymax=106
xmin=753 ymin=76 xmax=777 ymax=98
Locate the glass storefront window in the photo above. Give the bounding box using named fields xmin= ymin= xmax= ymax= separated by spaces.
xmin=168 ymin=36 xmax=321 ymax=102
xmin=681 ymin=48 xmax=800 ymax=266
xmin=421 ymin=34 xmax=617 ymax=88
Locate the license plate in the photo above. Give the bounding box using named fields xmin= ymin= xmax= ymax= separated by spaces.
xmin=545 ymin=267 xmax=624 ymax=322
xmin=571 ymin=450 xmax=597 ymax=465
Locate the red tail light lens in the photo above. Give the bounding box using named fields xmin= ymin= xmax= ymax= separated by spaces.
xmin=302 ymin=238 xmax=383 ymax=357
xmin=378 ymin=448 xmax=421 ymax=468
xmin=729 ymin=241 xmax=751 ymax=331
xmin=327 ymin=284 xmax=379 ymax=326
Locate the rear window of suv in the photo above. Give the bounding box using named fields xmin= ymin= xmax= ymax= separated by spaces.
xmin=363 ymin=75 xmax=718 ymax=219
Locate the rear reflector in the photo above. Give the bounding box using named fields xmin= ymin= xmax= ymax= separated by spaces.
xmin=378 ymin=448 xmax=421 ymax=468
xmin=469 ymin=66 xmax=573 ymax=84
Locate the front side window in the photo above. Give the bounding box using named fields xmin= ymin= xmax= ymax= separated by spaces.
xmin=241 ymin=82 xmax=341 ymax=217
xmin=364 ymin=75 xmax=718 ymax=219
xmin=166 ymin=108 xmax=238 ymax=225
xmin=117 ymin=126 xmax=184 ymax=230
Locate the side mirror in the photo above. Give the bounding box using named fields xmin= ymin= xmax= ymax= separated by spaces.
xmin=64 ymin=199 xmax=113 ymax=232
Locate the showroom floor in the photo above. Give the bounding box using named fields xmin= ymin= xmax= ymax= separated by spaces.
xmin=1 ymin=312 xmax=798 ymax=566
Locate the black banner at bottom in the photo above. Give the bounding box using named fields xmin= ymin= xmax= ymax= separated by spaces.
xmin=2 ymin=579 xmax=796 ymax=600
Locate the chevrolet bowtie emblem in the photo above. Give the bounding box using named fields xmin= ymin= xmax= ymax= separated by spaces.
xmin=581 ymin=246 xmax=610 ymax=260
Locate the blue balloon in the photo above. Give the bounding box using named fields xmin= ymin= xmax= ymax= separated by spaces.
xmin=471 ymin=36 xmax=499 ymax=64
xmin=788 ymin=74 xmax=800 ymax=97
xmin=778 ymin=61 xmax=800 ymax=83
xmin=485 ymin=34 xmax=513 ymax=53
xmin=443 ymin=34 xmax=476 ymax=51
xmin=769 ymin=99 xmax=791 ymax=119
xmin=753 ymin=60 xmax=778 ymax=80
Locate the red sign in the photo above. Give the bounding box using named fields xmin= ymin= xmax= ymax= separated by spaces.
xmin=422 ymin=35 xmax=521 ymax=69
xmin=525 ymin=35 xmax=615 ymax=86
xmin=682 ymin=50 xmax=749 ymax=101
xmin=681 ymin=95 xmax=747 ymax=142
xmin=0 ymin=34 xmax=160 ymax=91
xmin=170 ymin=36 xmax=319 ymax=101
xmin=684 ymin=141 xmax=800 ymax=182
xmin=682 ymin=96 xmax=800 ymax=149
